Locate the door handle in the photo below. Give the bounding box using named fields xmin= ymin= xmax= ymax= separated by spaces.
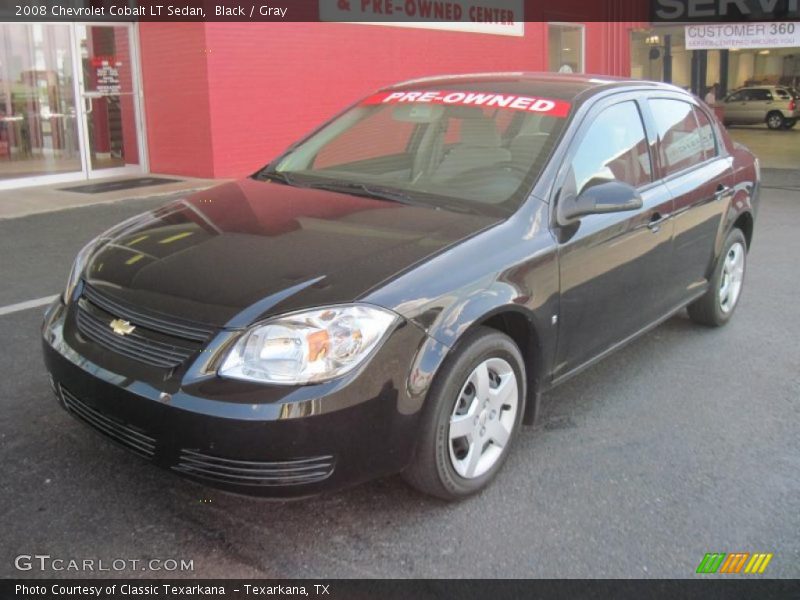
xmin=647 ymin=212 xmax=667 ymax=233
xmin=81 ymin=91 xmax=105 ymax=115
xmin=715 ymin=184 xmax=731 ymax=200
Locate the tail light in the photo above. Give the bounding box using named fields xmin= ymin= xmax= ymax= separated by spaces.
xmin=790 ymin=98 xmax=796 ymax=111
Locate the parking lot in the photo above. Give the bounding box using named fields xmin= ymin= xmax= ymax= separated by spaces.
xmin=0 ymin=182 xmax=798 ymax=579
xmin=727 ymin=125 xmax=800 ymax=170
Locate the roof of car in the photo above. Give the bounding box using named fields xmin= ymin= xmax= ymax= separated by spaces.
xmin=385 ymin=72 xmax=685 ymax=101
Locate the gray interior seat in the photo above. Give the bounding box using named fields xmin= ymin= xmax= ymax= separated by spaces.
xmin=509 ymin=133 xmax=549 ymax=170
xmin=432 ymin=118 xmax=511 ymax=181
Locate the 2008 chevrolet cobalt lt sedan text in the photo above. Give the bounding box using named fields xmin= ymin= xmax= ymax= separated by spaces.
xmin=43 ymin=74 xmax=759 ymax=500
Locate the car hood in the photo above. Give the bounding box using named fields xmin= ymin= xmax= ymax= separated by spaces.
xmin=82 ymin=178 xmax=500 ymax=328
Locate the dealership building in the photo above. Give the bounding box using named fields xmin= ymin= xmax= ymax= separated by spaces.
xmin=1 ymin=4 xmax=797 ymax=190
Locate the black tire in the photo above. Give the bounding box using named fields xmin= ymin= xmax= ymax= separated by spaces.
xmin=687 ymin=228 xmax=748 ymax=327
xmin=766 ymin=111 xmax=786 ymax=130
xmin=783 ymin=118 xmax=797 ymax=130
xmin=402 ymin=326 xmax=526 ymax=501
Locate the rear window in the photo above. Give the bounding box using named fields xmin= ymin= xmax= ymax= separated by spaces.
xmin=693 ymin=107 xmax=718 ymax=160
xmin=649 ymin=99 xmax=706 ymax=176
xmin=746 ymin=89 xmax=773 ymax=101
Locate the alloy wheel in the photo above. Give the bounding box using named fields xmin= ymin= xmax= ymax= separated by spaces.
xmin=719 ymin=241 xmax=745 ymax=314
xmin=768 ymin=114 xmax=783 ymax=129
xmin=448 ymin=357 xmax=519 ymax=479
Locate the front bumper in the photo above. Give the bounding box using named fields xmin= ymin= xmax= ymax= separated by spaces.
xmin=42 ymin=299 xmax=434 ymax=497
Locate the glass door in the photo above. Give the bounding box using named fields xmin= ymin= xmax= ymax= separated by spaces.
xmin=0 ymin=23 xmax=83 ymax=187
xmin=75 ymin=23 xmax=144 ymax=178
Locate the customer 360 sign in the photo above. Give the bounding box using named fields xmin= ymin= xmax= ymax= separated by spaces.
xmin=686 ymin=21 xmax=800 ymax=49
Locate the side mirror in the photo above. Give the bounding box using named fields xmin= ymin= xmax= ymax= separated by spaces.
xmin=560 ymin=180 xmax=643 ymax=222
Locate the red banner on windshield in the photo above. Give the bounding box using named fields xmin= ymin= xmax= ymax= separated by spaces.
xmin=362 ymin=90 xmax=571 ymax=117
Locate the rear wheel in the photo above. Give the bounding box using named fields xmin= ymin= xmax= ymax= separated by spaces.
xmin=688 ymin=228 xmax=747 ymax=327
xmin=766 ymin=111 xmax=786 ymax=130
xmin=402 ymin=327 xmax=525 ymax=500
xmin=783 ymin=118 xmax=797 ymax=130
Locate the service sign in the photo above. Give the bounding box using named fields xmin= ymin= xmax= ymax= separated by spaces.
xmin=685 ymin=21 xmax=800 ymax=49
xmin=320 ymin=0 xmax=524 ymax=37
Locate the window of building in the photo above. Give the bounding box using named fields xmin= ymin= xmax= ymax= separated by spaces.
xmin=548 ymin=24 xmax=584 ymax=74
xmin=569 ymin=101 xmax=651 ymax=195
xmin=649 ymin=99 xmax=705 ymax=176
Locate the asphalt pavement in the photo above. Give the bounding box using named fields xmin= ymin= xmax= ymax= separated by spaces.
xmin=0 ymin=187 xmax=798 ymax=579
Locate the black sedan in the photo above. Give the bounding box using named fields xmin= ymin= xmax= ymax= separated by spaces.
xmin=42 ymin=73 xmax=759 ymax=500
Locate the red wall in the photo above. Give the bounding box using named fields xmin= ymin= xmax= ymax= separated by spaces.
xmin=139 ymin=23 xmax=215 ymax=177
xmin=140 ymin=21 xmax=642 ymax=179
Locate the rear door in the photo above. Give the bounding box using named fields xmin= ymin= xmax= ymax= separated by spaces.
xmin=645 ymin=96 xmax=733 ymax=306
xmin=551 ymin=94 xmax=674 ymax=380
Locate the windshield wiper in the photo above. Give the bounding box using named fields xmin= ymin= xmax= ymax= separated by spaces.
xmin=306 ymin=180 xmax=420 ymax=206
xmin=256 ymin=170 xmax=302 ymax=186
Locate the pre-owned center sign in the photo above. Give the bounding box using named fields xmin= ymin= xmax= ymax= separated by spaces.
xmin=320 ymin=0 xmax=524 ymax=36
xmin=685 ymin=22 xmax=800 ymax=49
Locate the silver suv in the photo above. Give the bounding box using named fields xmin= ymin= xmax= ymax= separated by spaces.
xmin=722 ymin=85 xmax=799 ymax=130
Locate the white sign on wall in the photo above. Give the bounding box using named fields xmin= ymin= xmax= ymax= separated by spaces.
xmin=685 ymin=22 xmax=800 ymax=49
xmin=319 ymin=0 xmax=524 ymax=37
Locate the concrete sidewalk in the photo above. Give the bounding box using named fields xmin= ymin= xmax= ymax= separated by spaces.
xmin=0 ymin=173 xmax=223 ymax=220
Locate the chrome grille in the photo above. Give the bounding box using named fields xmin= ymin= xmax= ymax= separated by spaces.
xmin=173 ymin=449 xmax=335 ymax=487
xmin=83 ymin=284 xmax=215 ymax=341
xmin=60 ymin=385 xmax=156 ymax=459
xmin=76 ymin=301 xmax=198 ymax=369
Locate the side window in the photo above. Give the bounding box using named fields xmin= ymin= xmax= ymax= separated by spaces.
xmin=569 ymin=101 xmax=651 ymax=195
xmin=751 ymin=89 xmax=772 ymax=101
xmin=649 ymin=99 xmax=705 ymax=176
xmin=693 ymin=107 xmax=718 ymax=160
xmin=726 ymin=91 xmax=743 ymax=103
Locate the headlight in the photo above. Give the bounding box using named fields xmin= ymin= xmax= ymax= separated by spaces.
xmin=63 ymin=238 xmax=100 ymax=304
xmin=218 ymin=305 xmax=398 ymax=384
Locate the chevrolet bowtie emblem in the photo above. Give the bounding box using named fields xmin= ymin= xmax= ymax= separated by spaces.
xmin=109 ymin=318 xmax=136 ymax=336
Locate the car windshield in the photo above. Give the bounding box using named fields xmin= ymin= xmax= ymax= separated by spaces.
xmin=259 ymin=89 xmax=571 ymax=216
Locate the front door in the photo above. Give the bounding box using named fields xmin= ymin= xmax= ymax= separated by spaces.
xmin=722 ymin=90 xmax=747 ymax=123
xmin=75 ymin=24 xmax=144 ymax=179
xmin=552 ymin=98 xmax=674 ymax=381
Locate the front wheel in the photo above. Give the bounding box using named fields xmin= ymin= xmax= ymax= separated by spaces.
xmin=766 ymin=111 xmax=786 ymax=130
xmin=687 ymin=228 xmax=747 ymax=327
xmin=402 ymin=327 xmax=525 ymax=500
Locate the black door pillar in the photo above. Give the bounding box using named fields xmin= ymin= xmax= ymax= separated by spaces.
xmin=691 ymin=49 xmax=708 ymax=96
xmin=720 ymin=50 xmax=730 ymax=97
xmin=663 ymin=34 xmax=672 ymax=83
